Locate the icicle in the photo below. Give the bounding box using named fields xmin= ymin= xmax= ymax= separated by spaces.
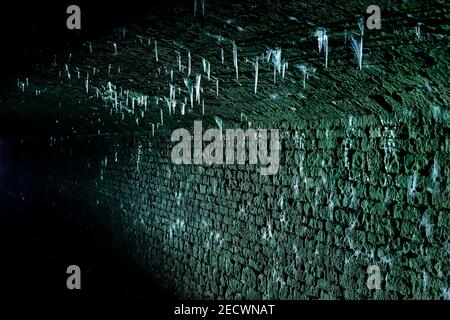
xmin=202 ymin=99 xmax=205 ymax=115
xmin=314 ymin=29 xmax=328 ymax=68
xmin=152 ymin=123 xmax=155 ymax=136
xmin=207 ymin=62 xmax=211 ymax=80
xmin=303 ymin=67 xmax=306 ymax=89
xmin=315 ymin=29 xmax=324 ymax=53
xmin=195 ymin=74 xmax=202 ymax=104
xmin=88 ymin=42 xmax=92 ymax=54
xmin=360 ymin=36 xmax=363 ymax=69
xmin=64 ymin=64 xmax=70 ymax=79
xmin=202 ymin=57 xmax=207 ymax=73
xmin=272 ymin=48 xmax=282 ymax=84
xmin=160 ymin=109 xmax=164 ymax=125
xmin=108 ymin=64 xmax=112 ymax=77
xmin=216 ymin=78 xmax=219 ymax=97
xmin=265 ymin=49 xmax=272 ymax=62
xmin=188 ymin=52 xmax=191 ymax=76
xmin=232 ymin=41 xmax=238 ymax=79
xmin=416 ymin=22 xmax=422 ymax=40
xmin=171 ymin=69 xmax=174 ymax=82
xmin=202 ymin=0 xmax=206 ymax=16
xmin=154 ymin=40 xmax=158 ymax=62
xmin=281 ymin=60 xmax=287 ymax=78
xmin=295 ymin=64 xmax=315 ymax=89
xmin=85 ymin=79 xmax=89 ymax=93
xmin=221 ymin=48 xmax=224 ymax=64
xmin=26 ymin=78 xmax=29 ymax=87
xmin=113 ymin=43 xmax=117 ymax=55
xmin=350 ymin=36 xmax=363 ymax=70
xmin=169 ymin=84 xmax=176 ymax=102
xmin=177 ymin=51 xmax=181 ymax=71
xmin=254 ymin=58 xmax=259 ymax=94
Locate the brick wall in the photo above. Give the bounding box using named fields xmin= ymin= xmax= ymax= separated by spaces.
xmin=42 ymin=107 xmax=449 ymax=299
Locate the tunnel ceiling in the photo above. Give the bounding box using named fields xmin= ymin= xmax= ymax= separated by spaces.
xmin=0 ymin=0 xmax=448 ymax=137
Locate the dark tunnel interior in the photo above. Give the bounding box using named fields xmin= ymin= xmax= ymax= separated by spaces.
xmin=0 ymin=0 xmax=449 ymax=313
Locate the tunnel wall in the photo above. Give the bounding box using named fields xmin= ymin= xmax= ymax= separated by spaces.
xmin=43 ymin=109 xmax=450 ymax=300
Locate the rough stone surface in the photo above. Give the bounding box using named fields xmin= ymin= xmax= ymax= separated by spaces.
xmin=24 ymin=108 xmax=448 ymax=299
xmin=0 ymin=0 xmax=449 ymax=299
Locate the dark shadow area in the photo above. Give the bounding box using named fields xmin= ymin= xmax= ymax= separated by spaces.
xmin=0 ymin=185 xmax=176 ymax=304
xmin=0 ymin=0 xmax=181 ymax=85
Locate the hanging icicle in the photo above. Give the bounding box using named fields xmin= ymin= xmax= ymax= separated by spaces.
xmin=254 ymin=57 xmax=259 ymax=94
xmin=416 ymin=22 xmax=423 ymax=40
xmin=233 ymin=41 xmax=239 ymax=79
xmin=314 ymin=28 xmax=328 ymax=69
xmin=188 ymin=52 xmax=191 ymax=76
xmin=281 ymin=60 xmax=288 ymax=79
xmin=350 ymin=36 xmax=363 ymax=70
xmin=272 ymin=48 xmax=282 ymax=84
xmin=202 ymin=58 xmax=207 ymax=73
xmin=216 ymin=78 xmax=219 ymax=97
xmin=195 ymin=74 xmax=202 ymax=104
xmin=177 ymin=51 xmax=182 ymax=71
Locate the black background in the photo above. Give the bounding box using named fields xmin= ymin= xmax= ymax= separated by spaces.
xmin=0 ymin=0 xmax=180 ymax=85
